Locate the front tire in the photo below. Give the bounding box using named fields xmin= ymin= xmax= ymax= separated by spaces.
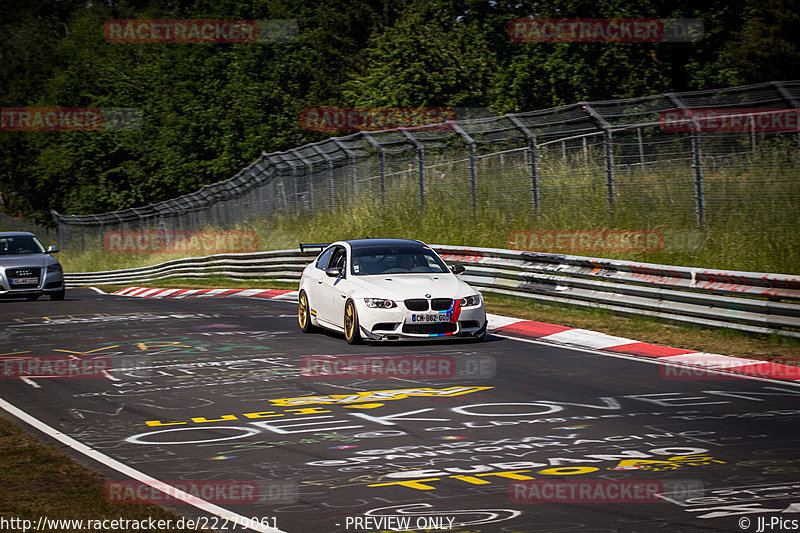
xmin=344 ymin=300 xmax=361 ymax=345
xmin=298 ymin=290 xmax=316 ymax=333
xmin=50 ymin=286 xmax=66 ymax=301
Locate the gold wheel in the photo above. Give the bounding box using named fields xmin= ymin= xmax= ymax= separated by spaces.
xmin=344 ymin=300 xmax=361 ymax=344
xmin=298 ymin=291 xmax=315 ymax=332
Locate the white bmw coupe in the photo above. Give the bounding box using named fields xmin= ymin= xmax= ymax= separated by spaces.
xmin=298 ymin=238 xmax=486 ymax=344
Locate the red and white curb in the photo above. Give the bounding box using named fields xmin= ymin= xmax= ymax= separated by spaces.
xmin=112 ymin=286 xmax=297 ymax=301
xmin=487 ymin=314 xmax=800 ymax=382
xmin=109 ymin=286 xmax=799 ymax=383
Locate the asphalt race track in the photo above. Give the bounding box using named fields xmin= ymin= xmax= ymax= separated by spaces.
xmin=2 ymin=288 xmax=799 ymax=533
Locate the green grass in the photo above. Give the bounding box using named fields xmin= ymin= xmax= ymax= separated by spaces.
xmin=0 ymin=416 xmax=214 ymax=532
xmin=483 ymin=291 xmax=800 ymax=364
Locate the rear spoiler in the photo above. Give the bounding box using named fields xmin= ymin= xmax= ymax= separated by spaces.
xmin=299 ymin=242 xmax=331 ymax=253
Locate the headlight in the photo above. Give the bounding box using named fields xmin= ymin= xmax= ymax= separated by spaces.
xmin=47 ymin=263 xmax=63 ymax=273
xmin=460 ymin=294 xmax=481 ymax=307
xmin=364 ymin=298 xmax=396 ymax=309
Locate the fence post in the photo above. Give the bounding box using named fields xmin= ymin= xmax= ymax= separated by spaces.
xmin=333 ymin=139 xmax=357 ymax=198
xmin=690 ymin=127 xmax=706 ymax=227
xmin=50 ymin=210 xmax=66 ymax=251
xmin=274 ymin=151 xmax=300 ymax=214
xmin=667 ymin=93 xmax=706 ymax=227
xmin=450 ymin=122 xmax=478 ymax=215
xmin=362 ymin=133 xmax=386 ymax=204
xmin=637 ymin=127 xmax=645 ymax=170
xmin=291 ymin=149 xmax=314 ymax=213
xmin=310 ymin=144 xmax=335 ymax=210
xmin=401 ymin=130 xmax=426 ymax=208
xmin=581 ymin=103 xmax=615 ymax=210
xmin=770 ymin=81 xmax=800 ymax=175
xmin=507 ymin=114 xmax=540 ymax=212
xmin=582 ymin=136 xmax=588 ymax=163
xmin=604 ymin=129 xmax=616 ymax=207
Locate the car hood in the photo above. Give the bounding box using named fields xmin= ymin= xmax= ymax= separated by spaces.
xmin=0 ymin=254 xmax=57 ymax=270
xmin=349 ymin=273 xmax=475 ymax=300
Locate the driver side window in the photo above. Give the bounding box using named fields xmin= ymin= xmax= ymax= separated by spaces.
xmin=330 ymin=247 xmax=347 ymax=274
xmin=315 ymin=247 xmax=335 ymax=270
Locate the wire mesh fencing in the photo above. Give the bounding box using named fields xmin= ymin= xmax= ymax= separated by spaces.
xmin=51 ymin=80 xmax=800 ymax=252
xmin=0 ymin=212 xmax=60 ymax=245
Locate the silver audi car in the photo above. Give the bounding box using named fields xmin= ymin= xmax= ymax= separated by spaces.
xmin=0 ymin=232 xmax=65 ymax=301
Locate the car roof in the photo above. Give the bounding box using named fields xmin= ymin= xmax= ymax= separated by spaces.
xmin=0 ymin=231 xmax=36 ymax=237
xmin=343 ymin=238 xmax=425 ymax=249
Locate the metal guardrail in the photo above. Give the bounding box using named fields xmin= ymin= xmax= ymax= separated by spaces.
xmin=65 ymin=245 xmax=800 ymax=339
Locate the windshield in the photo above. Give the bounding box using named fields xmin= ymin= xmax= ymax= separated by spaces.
xmin=0 ymin=235 xmax=47 ymax=255
xmin=351 ymin=244 xmax=449 ymax=275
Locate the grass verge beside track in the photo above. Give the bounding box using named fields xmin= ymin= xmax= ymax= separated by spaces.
xmin=0 ymin=416 xmax=214 ymax=532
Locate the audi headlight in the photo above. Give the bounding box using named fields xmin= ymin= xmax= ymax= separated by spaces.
xmin=460 ymin=294 xmax=481 ymax=307
xmin=364 ymin=298 xmax=396 ymax=309
xmin=47 ymin=263 xmax=63 ymax=273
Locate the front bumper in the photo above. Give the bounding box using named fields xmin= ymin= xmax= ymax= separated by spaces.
xmin=0 ymin=267 xmax=64 ymax=299
xmin=355 ymin=298 xmax=487 ymax=341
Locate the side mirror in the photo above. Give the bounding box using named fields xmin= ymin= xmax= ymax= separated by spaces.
xmin=47 ymin=245 xmax=59 ymax=254
xmin=450 ymin=264 xmax=465 ymax=275
xmin=325 ymin=266 xmax=343 ymax=278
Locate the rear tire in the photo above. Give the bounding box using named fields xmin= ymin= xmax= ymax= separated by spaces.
xmin=344 ymin=300 xmax=362 ymax=345
xmin=298 ymin=290 xmax=316 ymax=332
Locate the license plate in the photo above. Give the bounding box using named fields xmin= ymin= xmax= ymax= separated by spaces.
xmin=411 ymin=313 xmax=451 ymax=323
xmin=11 ymin=277 xmax=38 ymax=285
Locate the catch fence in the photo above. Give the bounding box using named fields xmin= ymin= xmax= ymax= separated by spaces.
xmin=51 ymin=81 xmax=800 ymax=251
xmin=0 ymin=212 xmax=59 ymax=244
